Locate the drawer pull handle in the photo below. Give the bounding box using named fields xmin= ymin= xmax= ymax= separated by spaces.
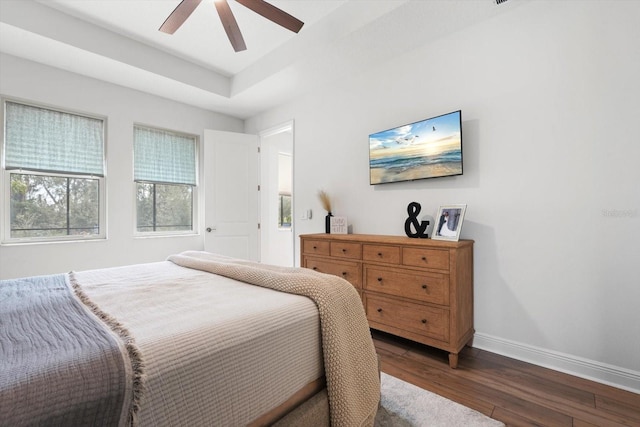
xmin=377 ymin=252 xmax=383 ymax=257
xmin=377 ymin=277 xmax=383 ymax=282
xmin=421 ymin=256 xmax=427 ymax=261
xmin=422 ymin=285 xmax=427 ymax=289
xmin=342 ymin=249 xmax=347 ymax=253
xmin=421 ymin=319 xmax=427 ymax=324
xmin=377 ymin=308 xmax=383 ymax=313
xmin=312 ymin=267 xmax=318 ymax=271
xmin=342 ymin=272 xmax=347 ymax=276
xmin=313 ymin=246 xmax=317 ymax=250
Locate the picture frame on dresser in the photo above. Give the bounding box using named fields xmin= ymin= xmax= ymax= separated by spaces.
xmin=433 ymin=204 xmax=466 ymax=241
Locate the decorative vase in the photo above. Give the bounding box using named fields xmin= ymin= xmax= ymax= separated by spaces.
xmin=325 ymin=212 xmax=333 ymax=234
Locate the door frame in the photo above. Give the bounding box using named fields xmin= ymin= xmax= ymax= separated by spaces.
xmin=258 ymin=120 xmax=295 ymax=267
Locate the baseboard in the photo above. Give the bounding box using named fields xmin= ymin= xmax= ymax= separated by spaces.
xmin=472 ymin=333 xmax=640 ymax=394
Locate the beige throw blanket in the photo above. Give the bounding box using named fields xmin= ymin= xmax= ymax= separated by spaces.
xmin=168 ymin=251 xmax=380 ymax=427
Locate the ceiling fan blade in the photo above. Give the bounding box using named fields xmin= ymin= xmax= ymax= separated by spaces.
xmin=215 ymin=0 xmax=247 ymax=52
xmin=159 ymin=0 xmax=203 ymax=34
xmin=235 ymin=0 xmax=304 ymax=33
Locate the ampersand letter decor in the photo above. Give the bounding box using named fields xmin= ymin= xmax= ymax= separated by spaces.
xmin=404 ymin=202 xmax=430 ymax=238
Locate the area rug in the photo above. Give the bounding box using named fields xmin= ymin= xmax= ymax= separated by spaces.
xmin=375 ymin=373 xmax=504 ymax=427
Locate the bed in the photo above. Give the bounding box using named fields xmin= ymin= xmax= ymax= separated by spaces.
xmin=0 ymin=251 xmax=380 ymax=426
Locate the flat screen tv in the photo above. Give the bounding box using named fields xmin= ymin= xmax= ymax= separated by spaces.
xmin=369 ymin=110 xmax=462 ymax=185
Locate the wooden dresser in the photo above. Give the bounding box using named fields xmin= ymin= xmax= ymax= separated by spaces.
xmin=300 ymin=233 xmax=474 ymax=368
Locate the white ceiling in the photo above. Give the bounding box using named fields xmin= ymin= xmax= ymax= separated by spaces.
xmin=0 ymin=0 xmax=517 ymax=119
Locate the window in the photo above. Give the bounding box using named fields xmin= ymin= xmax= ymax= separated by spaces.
xmin=277 ymin=153 xmax=292 ymax=229
xmin=134 ymin=126 xmax=197 ymax=233
xmin=278 ymin=193 xmax=292 ymax=228
xmin=3 ymin=100 xmax=105 ymax=242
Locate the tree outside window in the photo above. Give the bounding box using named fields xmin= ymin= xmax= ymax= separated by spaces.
xmin=136 ymin=182 xmax=193 ymax=232
xmin=278 ymin=193 xmax=291 ymax=228
xmin=10 ymin=173 xmax=100 ymax=238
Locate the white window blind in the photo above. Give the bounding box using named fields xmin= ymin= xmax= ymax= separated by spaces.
xmin=5 ymin=101 xmax=104 ymax=176
xmin=278 ymin=152 xmax=292 ymax=195
xmin=134 ymin=126 xmax=196 ymax=185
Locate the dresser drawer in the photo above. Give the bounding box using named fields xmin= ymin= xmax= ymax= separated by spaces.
xmin=363 ymin=266 xmax=448 ymax=306
xmin=330 ymin=242 xmax=362 ymax=260
xmin=302 ymin=239 xmax=330 ymax=256
xmin=303 ymin=257 xmax=361 ymax=288
xmin=363 ymin=244 xmax=400 ymax=264
xmin=366 ymin=295 xmax=449 ymax=342
xmin=402 ymin=247 xmax=450 ymax=270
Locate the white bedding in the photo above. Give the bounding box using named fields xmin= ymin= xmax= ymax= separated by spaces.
xmin=76 ymin=261 xmax=324 ymax=426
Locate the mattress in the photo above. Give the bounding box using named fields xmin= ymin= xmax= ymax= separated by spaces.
xmin=76 ymin=261 xmax=324 ymax=426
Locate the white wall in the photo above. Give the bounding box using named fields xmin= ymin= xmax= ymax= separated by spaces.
xmin=246 ymin=1 xmax=640 ymax=391
xmin=0 ymin=54 xmax=243 ymax=279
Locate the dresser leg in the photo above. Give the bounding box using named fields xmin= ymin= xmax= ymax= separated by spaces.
xmin=448 ymin=352 xmax=459 ymax=369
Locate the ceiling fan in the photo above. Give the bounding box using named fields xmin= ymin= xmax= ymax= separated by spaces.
xmin=159 ymin=0 xmax=304 ymax=52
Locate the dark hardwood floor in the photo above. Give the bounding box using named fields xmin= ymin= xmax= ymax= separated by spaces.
xmin=372 ymin=330 xmax=640 ymax=427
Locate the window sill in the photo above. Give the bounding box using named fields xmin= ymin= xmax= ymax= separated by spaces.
xmin=1 ymin=236 xmax=106 ymax=247
xmin=133 ymin=232 xmax=199 ymax=239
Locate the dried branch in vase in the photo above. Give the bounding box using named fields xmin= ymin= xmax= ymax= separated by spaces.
xmin=317 ymin=190 xmax=332 ymax=213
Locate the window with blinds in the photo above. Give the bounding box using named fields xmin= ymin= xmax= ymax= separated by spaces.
xmin=278 ymin=152 xmax=292 ymax=229
xmin=2 ymin=100 xmax=106 ymax=242
xmin=133 ymin=125 xmax=197 ymax=233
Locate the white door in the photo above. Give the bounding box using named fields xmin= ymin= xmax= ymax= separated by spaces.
xmin=203 ymin=129 xmax=259 ymax=261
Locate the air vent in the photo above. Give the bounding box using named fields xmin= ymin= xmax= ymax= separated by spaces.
xmin=496 ymin=0 xmax=509 ymax=4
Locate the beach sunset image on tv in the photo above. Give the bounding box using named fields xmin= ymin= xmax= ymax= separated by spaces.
xmin=369 ymin=110 xmax=462 ymax=185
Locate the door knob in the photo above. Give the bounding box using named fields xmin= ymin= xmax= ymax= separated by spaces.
xmin=206 ymin=227 xmax=216 ymax=232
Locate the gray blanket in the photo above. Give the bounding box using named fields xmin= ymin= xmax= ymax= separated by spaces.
xmin=0 ymin=274 xmax=133 ymax=427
